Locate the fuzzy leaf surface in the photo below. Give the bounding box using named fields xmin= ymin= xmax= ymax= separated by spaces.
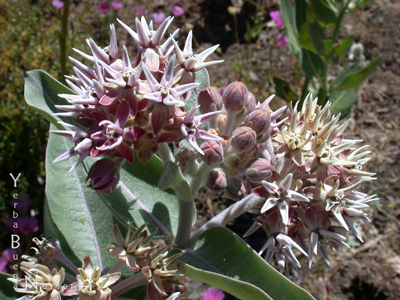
xmin=179 ymin=227 xmax=316 ymax=300
xmin=24 ymin=69 xmax=73 ymax=130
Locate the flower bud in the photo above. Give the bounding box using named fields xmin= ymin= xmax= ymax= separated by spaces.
xmin=206 ymin=169 xmax=227 ymax=191
xmin=198 ymin=87 xmax=223 ymax=114
xmin=222 ymin=81 xmax=249 ymax=112
xmin=218 ymin=114 xmax=227 ymax=133
xmin=200 ymin=140 xmax=224 ymax=165
xmin=224 ymin=177 xmax=250 ymax=201
xmin=244 ymin=92 xmax=256 ymax=114
xmin=230 ymin=126 xmax=257 ymax=153
xmin=86 ymin=158 xmax=121 ymax=193
xmin=244 ymin=108 xmax=271 ymax=136
xmin=242 ymin=158 xmax=272 ymax=182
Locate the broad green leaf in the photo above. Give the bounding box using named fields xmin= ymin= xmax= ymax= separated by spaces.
xmin=299 ymin=24 xmax=316 ymax=53
xmin=306 ymin=12 xmax=336 ymax=61
xmin=280 ymin=0 xmax=301 ymax=59
xmin=45 ymin=126 xmax=119 ymax=269
xmin=0 ymin=273 xmax=19 ymax=300
xmin=179 ymin=227 xmax=316 ymax=300
xmin=329 ymin=87 xmax=358 ymax=117
xmin=295 ymin=0 xmax=308 ymax=32
xmin=24 ymin=69 xmax=73 ymax=130
xmin=334 ymin=35 xmax=354 ymax=59
xmin=310 ymin=0 xmax=339 ymax=27
xmin=331 ymin=55 xmax=382 ymax=91
xmin=301 ymin=49 xmax=325 ymax=85
xmin=273 ymin=76 xmax=298 ymax=102
xmin=185 ymin=68 xmax=210 ymax=112
xmin=45 ymin=125 xmax=180 ymax=270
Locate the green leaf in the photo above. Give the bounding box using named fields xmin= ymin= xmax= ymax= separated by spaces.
xmin=185 ymin=68 xmax=210 ymax=112
xmin=45 ymin=126 xmax=120 ymax=269
xmin=45 ymin=125 xmax=180 ymax=269
xmin=273 ymin=76 xmax=298 ymax=102
xmin=306 ymin=12 xmax=336 ymax=61
xmin=295 ymin=0 xmax=308 ymax=32
xmin=180 ymin=227 xmax=316 ymax=300
xmin=24 ymin=69 xmax=74 ymax=130
xmin=301 ymin=49 xmax=325 ymax=84
xmin=280 ymin=0 xmax=301 ymax=59
xmin=299 ymin=23 xmax=316 ymax=53
xmin=0 ymin=273 xmax=20 ymax=300
xmin=310 ymin=0 xmax=338 ymax=27
xmin=332 ymin=55 xmax=382 ymax=91
xmin=329 ymin=87 xmax=358 ymax=117
xmin=334 ymin=35 xmax=354 ymax=59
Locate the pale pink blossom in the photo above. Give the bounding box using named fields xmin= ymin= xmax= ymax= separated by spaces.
xmin=152 ymin=12 xmax=166 ymax=24
xmin=270 ymin=10 xmax=284 ymax=28
xmin=135 ymin=5 xmax=146 ymax=15
xmin=52 ymin=0 xmax=64 ymax=9
xmin=203 ymin=287 xmax=225 ymax=300
xmin=277 ymin=34 xmax=288 ymax=47
xmin=172 ymin=5 xmax=185 ymax=17
xmin=111 ymin=1 xmax=123 ymax=10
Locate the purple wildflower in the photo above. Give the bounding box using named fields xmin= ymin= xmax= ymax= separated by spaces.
xmin=270 ymin=10 xmax=284 ymax=28
xmin=10 ymin=195 xmax=32 ymax=213
xmin=3 ymin=248 xmax=18 ymax=263
xmin=98 ymin=3 xmax=111 ymax=14
xmin=152 ymin=12 xmax=166 ymax=24
xmin=135 ymin=5 xmax=146 ymax=16
xmin=277 ymin=34 xmax=288 ymax=47
xmin=111 ymin=1 xmax=123 ymax=10
xmin=6 ymin=216 xmax=39 ymax=234
xmin=203 ymin=287 xmax=225 ymax=300
xmin=172 ymin=6 xmax=185 ymax=17
xmin=52 ymin=0 xmax=64 ymax=9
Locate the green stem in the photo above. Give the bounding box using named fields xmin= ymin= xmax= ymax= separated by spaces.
xmin=331 ymin=0 xmax=352 ymax=43
xmin=157 ymin=142 xmax=174 ymax=163
xmin=174 ymin=199 xmax=195 ymax=249
xmin=189 ymin=162 xmax=212 ymax=198
xmin=60 ymin=0 xmax=70 ymax=83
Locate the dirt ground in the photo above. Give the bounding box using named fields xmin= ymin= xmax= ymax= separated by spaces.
xmin=175 ymin=0 xmax=400 ymax=299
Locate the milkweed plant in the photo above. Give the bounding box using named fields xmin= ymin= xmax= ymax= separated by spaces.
xmin=3 ymin=16 xmax=378 ymax=300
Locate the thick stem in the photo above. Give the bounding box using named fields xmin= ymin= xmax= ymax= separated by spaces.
xmin=157 ymin=143 xmax=174 ymax=163
xmin=60 ymin=0 xmax=70 ymax=83
xmin=111 ymin=272 xmax=147 ymax=297
xmin=189 ymin=162 xmax=212 ymax=198
xmin=57 ymin=251 xmax=78 ymax=274
xmin=174 ymin=199 xmax=195 ymax=249
xmin=108 ymin=260 xmax=125 ymax=273
xmin=64 ymin=272 xmax=76 ymax=283
xmin=188 ymin=193 xmax=264 ymax=246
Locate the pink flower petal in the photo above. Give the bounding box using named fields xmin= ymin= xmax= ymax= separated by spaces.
xmin=98 ymin=3 xmax=110 ymax=14
xmin=277 ymin=34 xmax=288 ymax=47
xmin=152 ymin=12 xmax=166 ymax=24
xmin=270 ymin=10 xmax=284 ymax=28
xmin=203 ymin=287 xmax=225 ymax=300
xmin=172 ymin=6 xmax=185 ymax=17
xmin=52 ymin=0 xmax=64 ymax=9
xmin=111 ymin=1 xmax=123 ymax=10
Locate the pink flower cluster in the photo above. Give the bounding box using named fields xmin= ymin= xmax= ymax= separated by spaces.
xmin=52 ymin=17 xmax=223 ymax=193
